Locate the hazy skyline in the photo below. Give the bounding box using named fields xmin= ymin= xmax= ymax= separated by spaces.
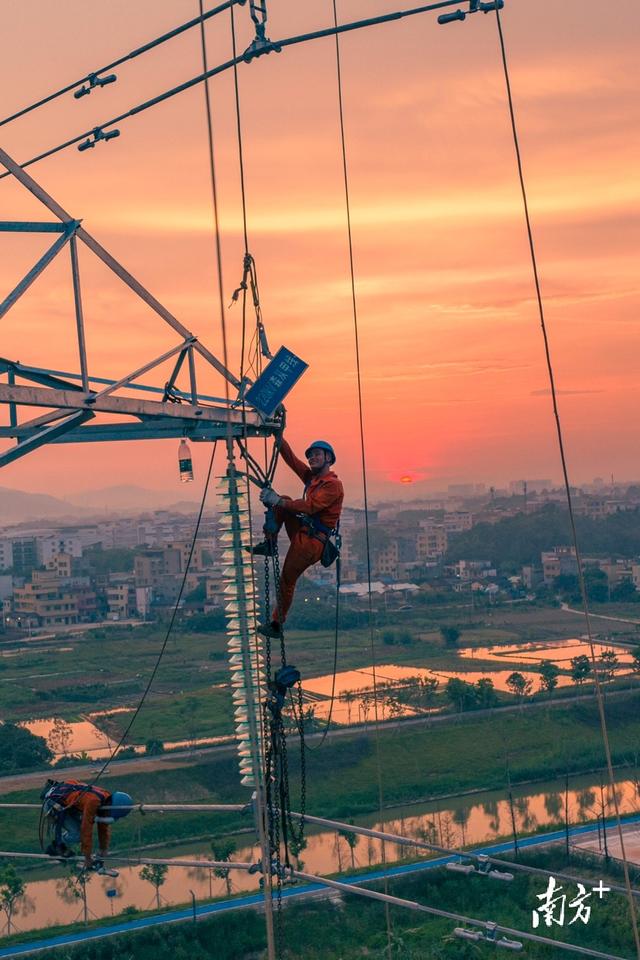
xmin=1 ymin=0 xmax=638 ymax=501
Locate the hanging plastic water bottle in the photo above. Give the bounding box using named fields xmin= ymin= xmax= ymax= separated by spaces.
xmin=178 ymin=439 xmax=194 ymax=483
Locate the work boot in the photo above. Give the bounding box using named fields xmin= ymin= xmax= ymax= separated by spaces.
xmin=246 ymin=539 xmax=277 ymax=557
xmin=257 ymin=621 xmax=284 ymax=639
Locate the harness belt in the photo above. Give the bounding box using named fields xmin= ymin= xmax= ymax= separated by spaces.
xmin=295 ymin=513 xmax=336 ymax=541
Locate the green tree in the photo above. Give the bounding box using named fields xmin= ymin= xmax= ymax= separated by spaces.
xmin=631 ymin=645 xmax=640 ymax=675
xmin=554 ymin=573 xmax=579 ymax=597
xmin=571 ymin=654 xmax=592 ymax=690
xmin=440 ymin=626 xmax=460 ymax=648
xmin=444 ymin=677 xmax=476 ymax=713
xmin=446 ymin=502 xmax=640 ymax=567
xmin=611 ymin=580 xmax=637 ymax=602
xmin=583 ymin=568 xmax=609 ymax=603
xmin=418 ymin=676 xmax=439 ymax=718
xmin=145 ymin=738 xmax=165 ymax=756
xmin=475 ymin=677 xmax=498 ymax=709
xmin=597 ymin=649 xmax=619 ymax=683
xmin=0 ymin=723 xmax=52 ymax=772
xmin=538 ymin=660 xmax=560 ymax=694
xmin=0 ymin=865 xmax=26 ymax=934
xmin=82 ymin=547 xmax=136 ymax=575
xmin=184 ymin=582 xmax=206 ymax=603
xmin=505 ymin=672 xmax=532 ymax=702
xmin=140 ymin=864 xmax=168 ymax=910
xmin=211 ymin=837 xmax=236 ymax=896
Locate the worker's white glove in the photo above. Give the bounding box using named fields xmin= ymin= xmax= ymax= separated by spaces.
xmin=260 ymin=487 xmax=281 ymax=508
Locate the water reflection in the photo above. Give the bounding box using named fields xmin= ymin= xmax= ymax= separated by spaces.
xmin=20 ymin=719 xmax=118 ymax=759
xmin=11 ymin=773 xmax=640 ymax=936
xmin=459 ymin=638 xmax=634 ymax=667
xmin=18 ymin=717 xmax=233 ymax=760
xmin=18 ymin=638 xmax=634 ymax=759
xmin=304 ymin=638 xmax=635 ymax=723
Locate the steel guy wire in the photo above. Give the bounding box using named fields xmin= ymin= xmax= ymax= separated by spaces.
xmin=493 ymin=6 xmax=640 ymax=957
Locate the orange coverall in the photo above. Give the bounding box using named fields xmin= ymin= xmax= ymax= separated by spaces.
xmin=270 ymin=439 xmax=344 ymax=625
xmin=62 ymin=780 xmax=112 ymax=860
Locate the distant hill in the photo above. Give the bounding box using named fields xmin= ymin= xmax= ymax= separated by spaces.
xmin=0 ymin=485 xmax=201 ymax=526
xmin=68 ymin=485 xmax=199 ymax=513
xmin=0 ymin=487 xmax=89 ymax=524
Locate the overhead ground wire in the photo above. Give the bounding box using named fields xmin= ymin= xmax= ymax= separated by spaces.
xmin=494 ymin=6 xmax=640 ymax=959
xmin=0 ymin=0 xmax=242 ymax=130
xmin=0 ymin=0 xmax=497 ymax=182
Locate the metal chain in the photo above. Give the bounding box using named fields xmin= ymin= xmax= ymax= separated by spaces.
xmin=264 ymin=555 xmax=271 ymax=672
xmin=272 ymin=549 xmax=287 ymax=666
xmin=294 ymin=681 xmax=307 ymax=835
xmin=257 ymin=523 xmax=306 ymax=959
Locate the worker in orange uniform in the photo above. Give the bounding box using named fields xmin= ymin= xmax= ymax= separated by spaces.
xmin=41 ymin=778 xmax=133 ymax=876
xmin=251 ymin=438 xmax=344 ymax=638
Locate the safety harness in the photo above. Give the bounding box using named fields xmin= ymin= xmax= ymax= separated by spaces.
xmin=296 ymin=513 xmax=342 ymax=568
xmin=39 ymin=780 xmax=111 ymax=857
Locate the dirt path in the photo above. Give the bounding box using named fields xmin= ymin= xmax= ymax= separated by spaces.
xmin=561 ymin=602 xmax=640 ymax=626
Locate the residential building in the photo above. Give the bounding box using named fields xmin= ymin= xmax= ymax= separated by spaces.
xmin=10 ymin=537 xmax=38 ymax=577
xmin=106 ymin=577 xmax=137 ymax=620
xmin=541 ymin=547 xmax=577 ymax=584
xmin=443 ymin=512 xmax=473 ymax=533
xmin=0 ymin=540 xmax=12 ymax=571
xmin=13 ymin=572 xmax=78 ymax=627
xmin=134 ymin=548 xmax=181 ymax=586
xmin=598 ymin=560 xmax=633 ymax=587
xmin=374 ymin=540 xmax=399 ymax=580
xmin=39 ymin=535 xmax=83 ymax=564
xmin=205 ymin=574 xmax=225 ymax=610
xmin=165 ymin=539 xmax=214 ymax=573
xmin=416 ymin=523 xmax=447 ymax=560
xmin=45 ymin=553 xmax=73 ymax=579
xmin=509 ymin=479 xmax=553 ymax=494
xmin=451 ymin=559 xmax=495 ymax=581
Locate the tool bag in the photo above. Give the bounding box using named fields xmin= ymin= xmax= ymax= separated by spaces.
xmin=320 ymin=537 xmax=340 ymax=568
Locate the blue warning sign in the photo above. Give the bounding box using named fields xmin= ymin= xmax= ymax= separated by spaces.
xmin=245 ymin=346 xmax=308 ymax=417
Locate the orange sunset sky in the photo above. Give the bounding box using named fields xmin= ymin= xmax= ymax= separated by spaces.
xmin=1 ymin=0 xmax=639 ymax=504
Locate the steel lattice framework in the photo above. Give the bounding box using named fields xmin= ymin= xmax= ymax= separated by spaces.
xmin=0 ymin=145 xmax=279 ymax=468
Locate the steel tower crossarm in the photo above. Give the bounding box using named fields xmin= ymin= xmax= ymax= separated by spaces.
xmin=0 ymin=145 xmax=282 ymax=465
